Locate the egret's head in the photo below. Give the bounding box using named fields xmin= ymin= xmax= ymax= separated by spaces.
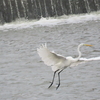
xmin=78 ymin=43 xmax=93 ymax=48
xmin=79 ymin=43 xmax=93 ymax=47
xmin=83 ymin=44 xmax=93 ymax=47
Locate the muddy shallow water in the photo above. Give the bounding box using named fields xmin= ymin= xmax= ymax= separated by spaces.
xmin=0 ymin=20 xmax=100 ymax=100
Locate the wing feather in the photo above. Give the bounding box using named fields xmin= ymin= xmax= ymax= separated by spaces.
xmin=69 ymin=57 xmax=99 ymax=67
xmin=37 ymin=44 xmax=66 ymax=66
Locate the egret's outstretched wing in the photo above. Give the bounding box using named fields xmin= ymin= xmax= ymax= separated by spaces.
xmin=70 ymin=57 xmax=100 ymax=67
xmin=37 ymin=44 xmax=66 ymax=66
xmin=80 ymin=57 xmax=100 ymax=61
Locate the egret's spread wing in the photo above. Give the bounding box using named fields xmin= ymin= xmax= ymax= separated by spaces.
xmin=70 ymin=57 xmax=100 ymax=67
xmin=80 ymin=57 xmax=100 ymax=61
xmin=37 ymin=44 xmax=66 ymax=66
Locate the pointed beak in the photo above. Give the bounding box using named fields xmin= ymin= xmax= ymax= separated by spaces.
xmin=84 ymin=44 xmax=93 ymax=46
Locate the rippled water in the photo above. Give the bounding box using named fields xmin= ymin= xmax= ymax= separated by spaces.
xmin=0 ymin=17 xmax=100 ymax=100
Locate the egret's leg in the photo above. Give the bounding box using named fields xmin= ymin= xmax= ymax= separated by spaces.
xmin=56 ymin=70 xmax=63 ymax=90
xmin=48 ymin=70 xmax=59 ymax=88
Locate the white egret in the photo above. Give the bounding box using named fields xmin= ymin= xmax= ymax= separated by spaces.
xmin=37 ymin=43 xmax=93 ymax=89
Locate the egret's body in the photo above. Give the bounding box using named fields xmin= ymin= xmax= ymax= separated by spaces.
xmin=37 ymin=43 xmax=92 ymax=89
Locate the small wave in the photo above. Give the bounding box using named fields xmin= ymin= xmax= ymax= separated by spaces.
xmin=0 ymin=11 xmax=100 ymax=31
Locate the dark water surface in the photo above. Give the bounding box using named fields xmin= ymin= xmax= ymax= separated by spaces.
xmin=0 ymin=20 xmax=100 ymax=100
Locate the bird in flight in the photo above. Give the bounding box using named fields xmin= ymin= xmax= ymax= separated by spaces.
xmin=37 ymin=43 xmax=93 ymax=89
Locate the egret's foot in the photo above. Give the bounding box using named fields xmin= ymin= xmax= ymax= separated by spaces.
xmin=48 ymin=82 xmax=53 ymax=88
xmin=56 ymin=83 xmax=60 ymax=90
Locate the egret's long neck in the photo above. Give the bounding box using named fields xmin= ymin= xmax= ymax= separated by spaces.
xmin=76 ymin=44 xmax=82 ymax=60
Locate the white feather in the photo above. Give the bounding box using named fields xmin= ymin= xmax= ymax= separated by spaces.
xmin=37 ymin=44 xmax=68 ymax=71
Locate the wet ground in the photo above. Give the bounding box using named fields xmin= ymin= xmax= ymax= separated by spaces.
xmin=0 ymin=20 xmax=100 ymax=100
